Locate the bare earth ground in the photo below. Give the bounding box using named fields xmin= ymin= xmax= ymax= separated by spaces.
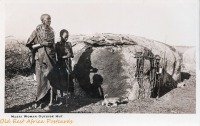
xmin=5 ymin=70 xmax=195 ymax=113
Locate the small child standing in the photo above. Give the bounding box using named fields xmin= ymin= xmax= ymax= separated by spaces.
xmin=55 ymin=29 xmax=74 ymax=104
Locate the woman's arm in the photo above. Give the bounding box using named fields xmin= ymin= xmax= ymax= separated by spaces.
xmin=32 ymin=41 xmax=54 ymax=49
xmin=32 ymin=44 xmax=42 ymax=49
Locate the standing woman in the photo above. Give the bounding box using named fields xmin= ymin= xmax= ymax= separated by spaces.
xmin=26 ymin=14 xmax=58 ymax=108
xmin=55 ymin=29 xmax=74 ymax=103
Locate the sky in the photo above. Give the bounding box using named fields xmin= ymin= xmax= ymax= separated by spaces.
xmin=5 ymin=0 xmax=199 ymax=46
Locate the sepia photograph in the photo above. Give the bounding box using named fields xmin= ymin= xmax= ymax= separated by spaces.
xmin=4 ymin=0 xmax=197 ymax=116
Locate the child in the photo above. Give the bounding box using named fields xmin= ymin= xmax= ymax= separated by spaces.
xmin=55 ymin=29 xmax=74 ymax=104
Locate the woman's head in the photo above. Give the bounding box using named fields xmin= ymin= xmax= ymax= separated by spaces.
xmin=60 ymin=29 xmax=69 ymax=41
xmin=41 ymin=14 xmax=51 ymax=26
